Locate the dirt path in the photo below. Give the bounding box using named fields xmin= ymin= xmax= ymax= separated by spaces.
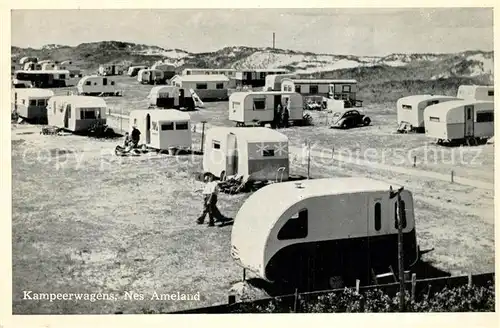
xmin=289 ymin=146 xmax=494 ymax=190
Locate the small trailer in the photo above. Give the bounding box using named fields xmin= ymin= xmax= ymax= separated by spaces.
xmin=264 ymin=73 xmax=298 ymax=91
xmin=228 ymin=91 xmax=303 ymax=127
xmin=203 ymin=126 xmax=289 ymax=182
xmin=19 ymin=56 xmax=38 ymax=65
xmin=231 ymin=177 xmax=419 ymax=289
xmin=147 ymin=86 xmax=195 ymax=110
xmin=396 ymin=94 xmax=461 ymax=133
xmin=23 ymin=62 xmax=42 ymax=71
xmin=128 ymin=109 xmax=192 ymax=151
xmin=46 ymin=95 xmax=107 ymax=133
xmin=137 ymin=68 xmax=166 ymax=85
xmin=127 ymin=65 xmax=148 ymax=77
xmin=457 ymin=85 xmax=494 ymax=102
xmin=98 ymin=64 xmax=123 ymax=76
xmin=424 ymin=99 xmax=494 ymax=145
xmin=12 ymin=88 xmax=54 ymax=122
xmin=76 ymin=75 xmax=122 ymax=96
xmin=151 ymin=63 xmax=176 ymax=80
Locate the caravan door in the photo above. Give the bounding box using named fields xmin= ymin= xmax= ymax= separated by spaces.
xmin=226 ymin=133 xmax=238 ymax=177
xmin=64 ymin=104 xmax=71 ymax=129
xmin=464 ymin=105 xmax=474 ymax=137
xmin=145 ymin=114 xmax=151 ymax=144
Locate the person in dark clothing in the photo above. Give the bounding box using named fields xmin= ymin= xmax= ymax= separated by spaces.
xmin=130 ymin=126 xmax=141 ymax=148
xmin=123 ymin=132 xmax=131 ymax=147
xmin=282 ymin=107 xmax=290 ymax=128
xmin=276 ymin=104 xmax=283 ymax=129
xmin=196 ymin=175 xmax=225 ymax=226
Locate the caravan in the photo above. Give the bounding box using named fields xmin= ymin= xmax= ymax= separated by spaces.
xmin=77 ymin=75 xmax=121 ymax=96
xmin=203 ymin=127 xmax=289 ymax=182
xmin=128 ymin=110 xmax=192 ymax=151
xmin=127 ymin=65 xmax=148 ymax=77
xmin=171 ymin=74 xmax=229 ymax=101
xmin=137 ymin=69 xmax=166 ymax=85
xmin=47 ymin=96 xmax=107 ymax=132
xmin=457 ymin=85 xmax=494 ymax=101
xmin=147 ymin=86 xmax=195 ymax=110
xmin=231 ymin=178 xmax=419 ymax=288
xmin=98 ymin=64 xmax=123 ymax=76
xmin=12 ymin=88 xmax=54 ymax=122
xmin=228 ymin=91 xmax=303 ymax=126
xmin=151 ymin=63 xmax=176 ymax=80
xmin=396 ymin=95 xmax=461 ymax=132
xmin=424 ymin=99 xmax=494 ymax=145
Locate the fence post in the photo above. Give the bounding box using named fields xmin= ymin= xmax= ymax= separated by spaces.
xmin=307 ymin=141 xmax=311 ymax=179
xmin=200 ymin=121 xmax=207 ymax=153
xmin=355 ymin=279 xmax=360 ymax=294
xmin=397 ymin=191 xmax=405 ymax=312
xmin=228 ymin=295 xmax=236 ymax=305
xmin=468 ymin=273 xmax=473 ymax=288
xmin=451 ymin=170 xmax=454 ymax=183
xmin=413 ymin=156 xmax=416 ymax=167
xmin=293 ymin=288 xmax=299 ymax=313
xmin=411 ymin=273 xmax=417 ymax=302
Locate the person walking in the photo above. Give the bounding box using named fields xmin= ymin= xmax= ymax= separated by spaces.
xmin=196 ymin=175 xmax=224 ymax=226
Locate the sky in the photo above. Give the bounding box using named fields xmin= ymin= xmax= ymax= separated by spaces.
xmin=11 ymin=8 xmax=494 ymax=56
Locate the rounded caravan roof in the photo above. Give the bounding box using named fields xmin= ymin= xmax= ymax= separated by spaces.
xmin=424 ymin=99 xmax=494 ymax=121
xmin=130 ymin=109 xmax=191 ymax=122
xmin=206 ymin=126 xmax=288 ymax=144
xmin=397 ymin=94 xmax=460 ymax=106
xmin=230 ymin=91 xmax=303 ymax=103
xmin=15 ymin=88 xmax=55 ymax=98
xmin=20 ymin=56 xmax=38 ymax=64
xmin=231 ymin=177 xmax=404 ymax=277
xmin=176 ymin=74 xmax=230 ymax=82
xmin=49 ymin=95 xmax=107 ymax=108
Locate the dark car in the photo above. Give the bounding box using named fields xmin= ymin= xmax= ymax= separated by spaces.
xmin=330 ymin=109 xmax=371 ymax=129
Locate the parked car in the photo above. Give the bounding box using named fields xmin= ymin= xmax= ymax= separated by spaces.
xmin=330 ymin=109 xmax=371 ymax=129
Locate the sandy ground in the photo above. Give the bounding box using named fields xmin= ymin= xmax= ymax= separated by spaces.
xmin=11 ymin=76 xmax=495 ymax=314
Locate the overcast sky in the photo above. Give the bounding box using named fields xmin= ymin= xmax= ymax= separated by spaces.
xmin=11 ymin=8 xmax=493 ymax=56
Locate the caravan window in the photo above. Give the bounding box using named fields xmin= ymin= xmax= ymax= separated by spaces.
xmin=196 ymin=84 xmax=208 ymax=90
xmin=81 ymin=108 xmax=97 ymax=119
xmin=262 ymin=149 xmax=275 ymax=157
xmin=488 ymin=90 xmax=494 ymax=96
xmin=253 ymin=99 xmax=266 ymax=110
xmin=111 ymin=81 xmax=115 ymax=86
xmin=212 ymin=140 xmax=221 ymax=149
xmin=152 ymin=122 xmax=158 ymax=131
xmin=277 ymin=209 xmax=308 ymax=240
xmin=29 ymin=99 xmax=37 ymax=106
xmin=232 ymin=102 xmax=240 ymax=109
xmin=161 ymin=123 xmax=174 ymax=131
xmin=477 ymin=112 xmax=494 ymax=122
xmin=216 ymin=83 xmax=224 ymax=90
xmin=427 ymin=100 xmax=439 ymax=106
xmin=429 ymin=116 xmax=440 ymax=122
xmin=59 ymin=74 xmax=66 ymax=79
xmin=374 ymin=202 xmax=381 ymax=231
xmin=36 ymin=99 xmax=46 ymax=106
xmin=402 ymin=104 xmax=412 ymax=110
xmin=310 ymin=85 xmax=319 ymax=95
xmin=175 ymin=122 xmax=189 ymax=130
xmin=394 ymin=201 xmax=407 ymax=229
xmin=85 ymin=81 xmax=91 ymax=86
xmin=342 ymin=85 xmax=352 ymax=93
xmin=295 ymin=85 xmax=301 ymax=93
xmin=103 ymin=78 xmax=108 ymax=86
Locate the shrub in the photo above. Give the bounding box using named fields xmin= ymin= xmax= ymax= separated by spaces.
xmin=229 ymin=281 xmax=495 ymax=313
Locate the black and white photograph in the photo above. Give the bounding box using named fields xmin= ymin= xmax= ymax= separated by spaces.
xmin=4 ymin=2 xmax=497 ymax=321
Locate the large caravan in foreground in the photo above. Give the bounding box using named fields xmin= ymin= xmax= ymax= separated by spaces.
xmin=231 ymin=178 xmax=419 ymax=289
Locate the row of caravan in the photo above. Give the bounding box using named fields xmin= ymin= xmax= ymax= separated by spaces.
xmin=396 ymin=85 xmax=494 ymax=143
